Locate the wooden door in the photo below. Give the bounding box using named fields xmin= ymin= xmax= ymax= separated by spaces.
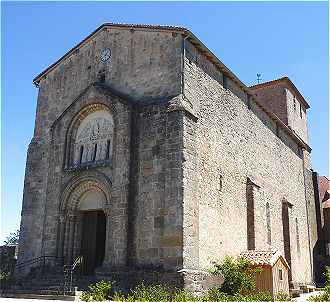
xmin=80 ymin=211 xmax=106 ymax=275
xmin=81 ymin=211 xmax=98 ymax=274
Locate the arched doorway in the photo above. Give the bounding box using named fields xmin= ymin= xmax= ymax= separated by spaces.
xmin=78 ymin=190 xmax=107 ymax=274
xmin=58 ymin=173 xmax=112 ymax=275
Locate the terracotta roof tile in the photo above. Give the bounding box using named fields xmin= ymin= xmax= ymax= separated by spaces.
xmin=240 ymin=250 xmax=289 ymax=269
xmin=323 ymin=199 xmax=330 ymax=209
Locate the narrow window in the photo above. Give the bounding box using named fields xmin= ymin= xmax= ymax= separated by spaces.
xmin=282 ymin=200 xmax=292 ymax=282
xmin=299 ymin=104 xmax=303 ymax=118
xmin=93 ymin=144 xmax=97 ymax=161
xmin=296 ymin=218 xmax=300 ymax=255
xmin=279 ymin=269 xmax=283 ymax=281
xmin=219 ymin=175 xmax=223 ymax=192
xmin=293 ymin=97 xmax=296 ymax=111
xmin=106 ymin=140 xmax=110 ymax=159
xmin=266 ymin=202 xmax=272 ymax=245
xmin=79 ymin=145 xmax=84 ymax=164
xmin=246 ymin=178 xmax=256 ymax=250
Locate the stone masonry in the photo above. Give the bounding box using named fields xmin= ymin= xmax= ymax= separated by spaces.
xmin=18 ymin=23 xmax=318 ymax=292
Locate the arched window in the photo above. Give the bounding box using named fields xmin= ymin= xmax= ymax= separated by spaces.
xmin=73 ymin=109 xmax=114 ymax=165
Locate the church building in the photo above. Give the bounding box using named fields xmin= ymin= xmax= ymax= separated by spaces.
xmin=18 ymin=23 xmax=318 ymax=291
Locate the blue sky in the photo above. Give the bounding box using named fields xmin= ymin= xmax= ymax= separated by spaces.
xmin=1 ymin=1 xmax=329 ymax=243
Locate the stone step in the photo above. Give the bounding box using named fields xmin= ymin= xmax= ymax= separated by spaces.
xmin=2 ymin=293 xmax=76 ymax=301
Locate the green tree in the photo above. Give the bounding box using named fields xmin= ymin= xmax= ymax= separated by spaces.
xmin=210 ymin=256 xmax=262 ymax=296
xmin=4 ymin=230 xmax=19 ymax=245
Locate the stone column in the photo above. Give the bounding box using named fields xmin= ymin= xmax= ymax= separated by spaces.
xmin=66 ymin=212 xmax=76 ymax=265
xmin=70 ymin=214 xmax=79 ymax=262
xmin=57 ymin=213 xmax=66 ymax=259
xmin=73 ymin=213 xmax=82 ymax=259
xmin=63 ymin=216 xmax=70 ymax=263
xmin=102 ymin=207 xmax=112 ymax=266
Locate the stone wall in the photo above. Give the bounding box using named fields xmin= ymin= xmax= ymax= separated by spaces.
xmin=18 ymin=24 xmax=317 ymax=290
xmin=285 ymin=89 xmax=309 ymax=144
xmin=129 ymin=103 xmax=184 ymax=271
xmin=18 ymin=27 xmax=183 ymax=268
xmin=250 ymin=81 xmax=309 ymax=145
xmin=182 ymin=40 xmax=313 ymax=285
xmin=250 ymin=83 xmax=288 ymax=125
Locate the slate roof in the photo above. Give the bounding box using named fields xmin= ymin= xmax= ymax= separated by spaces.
xmin=240 ymin=250 xmax=290 ymax=269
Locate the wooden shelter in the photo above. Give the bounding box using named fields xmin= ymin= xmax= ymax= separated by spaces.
xmin=240 ymin=250 xmax=290 ymax=301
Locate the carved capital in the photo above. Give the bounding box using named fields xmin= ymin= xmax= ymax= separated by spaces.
xmin=59 ymin=212 xmax=66 ymax=223
xmin=103 ymin=206 xmax=111 ymax=217
xmin=66 ymin=210 xmax=77 ymax=222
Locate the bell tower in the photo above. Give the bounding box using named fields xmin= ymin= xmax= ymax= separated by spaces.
xmin=250 ymin=77 xmax=310 ymax=144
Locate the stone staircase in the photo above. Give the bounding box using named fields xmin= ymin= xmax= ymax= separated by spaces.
xmin=1 ymin=270 xmax=98 ymax=300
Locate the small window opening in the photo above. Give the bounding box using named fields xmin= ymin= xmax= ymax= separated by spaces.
xmin=93 ymin=144 xmax=97 ymax=161
xmin=219 ymin=175 xmax=223 ymax=192
xmin=106 ymin=140 xmax=110 ymax=159
xmin=266 ymin=202 xmax=271 ymax=245
xmin=79 ymin=145 xmax=84 ymax=164
xmin=296 ymin=217 xmax=300 ymax=254
xmin=279 ymin=269 xmax=283 ymax=281
xmin=300 ymin=104 xmax=303 ymax=118
xmin=293 ymin=98 xmax=296 ymax=111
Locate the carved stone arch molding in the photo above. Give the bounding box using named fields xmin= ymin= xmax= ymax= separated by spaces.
xmin=60 ymin=171 xmax=112 ymax=212
xmin=56 ymin=171 xmax=112 ymax=265
xmin=64 ymin=102 xmax=117 ymax=169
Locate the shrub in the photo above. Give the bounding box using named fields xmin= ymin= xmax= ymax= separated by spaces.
xmin=80 ymin=291 xmax=91 ymax=302
xmin=309 ymin=266 xmax=330 ymax=302
xmin=202 ymin=289 xmax=272 ymax=302
xmin=277 ymin=291 xmax=292 ymax=302
xmin=0 ymin=271 xmax=10 ymax=281
xmin=210 ymin=256 xmax=262 ymax=296
xmin=171 ymin=289 xmax=199 ymax=302
xmin=113 ymin=283 xmax=272 ymax=302
xmin=80 ymin=280 xmax=114 ymax=302
xmin=131 ymin=283 xmax=170 ymax=302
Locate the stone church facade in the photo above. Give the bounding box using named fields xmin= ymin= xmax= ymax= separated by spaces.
xmin=18 ymin=23 xmax=318 ymax=290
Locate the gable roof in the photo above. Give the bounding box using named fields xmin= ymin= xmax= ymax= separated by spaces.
xmin=33 ymin=22 xmax=312 ymax=153
xmin=250 ymin=77 xmax=310 ymax=109
xmin=240 ymin=250 xmax=290 ymax=269
xmin=33 ymin=22 xmax=240 ymax=87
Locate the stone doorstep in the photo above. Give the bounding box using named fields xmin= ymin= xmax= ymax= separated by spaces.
xmin=290 ymin=288 xmax=303 ymax=298
xmin=300 ymin=285 xmax=316 ymax=293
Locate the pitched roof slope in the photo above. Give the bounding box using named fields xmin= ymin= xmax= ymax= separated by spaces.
xmin=240 ymin=250 xmax=290 ymax=269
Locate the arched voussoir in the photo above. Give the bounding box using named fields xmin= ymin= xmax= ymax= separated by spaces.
xmin=60 ymin=171 xmax=112 ymax=212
